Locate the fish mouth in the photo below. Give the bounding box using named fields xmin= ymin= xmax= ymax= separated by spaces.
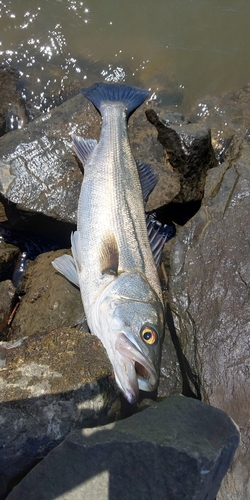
xmin=115 ymin=332 xmax=157 ymax=396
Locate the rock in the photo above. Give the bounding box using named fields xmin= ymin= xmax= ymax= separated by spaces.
xmin=0 ymin=327 xmax=120 ymax=499
xmin=158 ymin=322 xmax=182 ymax=399
xmin=0 ymin=93 xmax=173 ymax=230
xmin=0 ymin=67 xmax=28 ymax=136
xmin=7 ymin=396 xmax=239 ymax=500
xmin=168 ymin=137 xmax=250 ymax=498
xmin=0 ymin=280 xmax=16 ymax=339
xmin=0 ymin=242 xmax=19 ymax=281
xmin=9 ymin=250 xmax=84 ymax=340
xmin=0 ymin=94 xmax=90 ymax=224
xmin=146 ymin=108 xmax=217 ymax=203
xmin=189 ymin=83 xmax=250 ymax=161
xmin=0 ymin=204 xmax=7 ymax=223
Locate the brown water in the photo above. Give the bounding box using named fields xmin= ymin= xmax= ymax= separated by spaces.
xmin=0 ymin=0 xmax=250 ymax=115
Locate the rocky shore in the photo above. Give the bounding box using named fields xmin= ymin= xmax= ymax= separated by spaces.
xmin=0 ymin=67 xmax=249 ymax=498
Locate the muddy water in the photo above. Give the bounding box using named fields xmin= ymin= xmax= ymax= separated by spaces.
xmin=0 ymin=0 xmax=249 ymax=115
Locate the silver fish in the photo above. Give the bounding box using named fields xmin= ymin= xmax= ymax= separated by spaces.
xmin=52 ymin=83 xmax=166 ymax=404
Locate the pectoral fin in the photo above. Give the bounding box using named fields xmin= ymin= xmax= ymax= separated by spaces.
xmin=99 ymin=232 xmax=119 ymax=276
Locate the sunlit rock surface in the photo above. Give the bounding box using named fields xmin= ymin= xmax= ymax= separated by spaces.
xmin=168 ymin=138 xmax=250 ymax=499
xmin=189 ymin=83 xmax=250 ymax=161
xmin=7 ymin=396 xmax=239 ymax=500
xmin=0 ymin=327 xmax=120 ymax=499
xmin=0 ymin=94 xmax=95 ymax=224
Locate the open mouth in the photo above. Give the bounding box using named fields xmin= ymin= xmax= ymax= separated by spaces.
xmin=115 ymin=332 xmax=157 ymax=391
xmin=135 ymin=361 xmax=150 ymax=380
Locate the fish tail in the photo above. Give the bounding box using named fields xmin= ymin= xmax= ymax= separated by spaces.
xmin=81 ymin=82 xmax=150 ymax=117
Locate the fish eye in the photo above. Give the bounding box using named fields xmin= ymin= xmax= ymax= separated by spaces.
xmin=141 ymin=326 xmax=158 ymax=345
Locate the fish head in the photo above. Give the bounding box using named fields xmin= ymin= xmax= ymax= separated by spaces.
xmin=90 ymin=271 xmax=164 ymax=404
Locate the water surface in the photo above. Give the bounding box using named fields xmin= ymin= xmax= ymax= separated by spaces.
xmin=0 ymin=0 xmax=249 ymax=114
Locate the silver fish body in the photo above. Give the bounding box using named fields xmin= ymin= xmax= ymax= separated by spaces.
xmin=53 ymin=83 xmax=165 ymax=403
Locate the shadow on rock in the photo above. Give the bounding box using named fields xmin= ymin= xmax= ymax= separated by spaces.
xmin=6 ymin=395 xmax=240 ymax=500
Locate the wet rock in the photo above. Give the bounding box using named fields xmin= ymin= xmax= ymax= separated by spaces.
xmin=7 ymin=395 xmax=239 ymax=500
xmin=0 ymin=327 xmax=120 ymax=499
xmin=0 ymin=67 xmax=28 ymax=136
xmin=0 ymin=93 xmax=172 ymax=229
xmin=168 ymin=137 xmax=250 ymax=499
xmin=0 ymin=280 xmax=16 ymax=339
xmin=0 ymin=93 xmax=99 ymax=225
xmin=189 ymin=83 xmax=250 ymax=161
xmin=146 ymin=108 xmax=217 ymax=203
xmin=0 ymin=242 xmax=19 ymax=281
xmin=9 ymin=250 xmax=84 ymax=340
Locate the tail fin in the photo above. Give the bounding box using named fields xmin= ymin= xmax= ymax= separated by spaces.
xmin=81 ymin=82 xmax=150 ymax=118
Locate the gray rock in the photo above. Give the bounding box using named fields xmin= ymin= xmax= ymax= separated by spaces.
xmin=0 ymin=94 xmax=91 ymax=224
xmin=0 ymin=327 xmax=120 ymax=499
xmin=9 ymin=249 xmax=84 ymax=340
xmin=168 ymin=137 xmax=250 ymax=498
xmin=146 ymin=108 xmax=217 ymax=203
xmin=0 ymin=280 xmax=16 ymax=339
xmin=7 ymin=395 xmax=239 ymax=500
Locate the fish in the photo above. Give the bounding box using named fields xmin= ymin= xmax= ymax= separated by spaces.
xmin=52 ymin=82 xmax=171 ymax=404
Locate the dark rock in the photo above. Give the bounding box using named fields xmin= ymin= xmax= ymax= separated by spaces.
xmin=9 ymin=250 xmax=84 ymax=340
xmin=168 ymin=137 xmax=250 ymax=499
xmin=146 ymin=108 xmax=217 ymax=203
xmin=7 ymin=396 xmax=239 ymax=500
xmin=0 ymin=242 xmax=19 ymax=281
xmin=0 ymin=327 xmax=120 ymax=499
xmin=0 ymin=67 xmax=28 ymax=136
xmin=0 ymin=280 xmax=16 ymax=339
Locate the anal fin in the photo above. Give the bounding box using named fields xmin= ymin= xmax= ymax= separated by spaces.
xmin=52 ymin=254 xmax=79 ymax=287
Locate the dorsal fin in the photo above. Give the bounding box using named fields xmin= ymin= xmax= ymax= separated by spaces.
xmin=136 ymin=161 xmax=158 ymax=203
xmin=72 ymin=135 xmax=97 ymax=166
xmin=146 ymin=214 xmax=176 ymax=267
xmin=99 ymin=232 xmax=119 ymax=276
